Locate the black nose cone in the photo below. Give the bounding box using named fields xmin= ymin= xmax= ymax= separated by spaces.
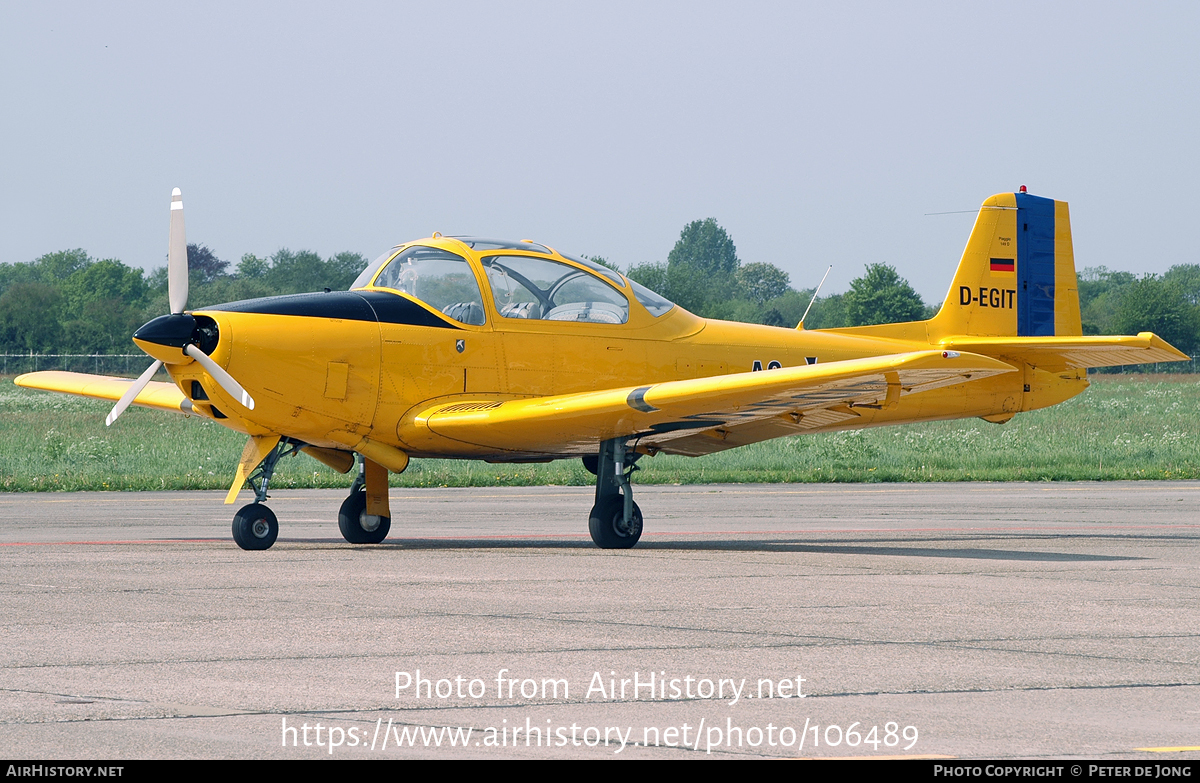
xmin=133 ymin=313 xmax=197 ymax=348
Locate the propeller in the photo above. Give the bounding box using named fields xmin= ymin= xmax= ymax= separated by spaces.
xmin=105 ymin=359 xmax=164 ymax=427
xmin=184 ymin=343 xmax=254 ymax=409
xmin=168 ymin=188 xmax=188 ymax=315
xmin=105 ymin=188 xmax=255 ymax=426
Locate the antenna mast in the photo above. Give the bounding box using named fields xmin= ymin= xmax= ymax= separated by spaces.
xmin=798 ymin=265 xmax=832 ymax=329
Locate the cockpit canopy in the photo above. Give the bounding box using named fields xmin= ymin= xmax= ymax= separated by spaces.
xmin=351 ymin=237 xmax=674 ymax=326
xmin=368 ymin=246 xmax=485 ymax=325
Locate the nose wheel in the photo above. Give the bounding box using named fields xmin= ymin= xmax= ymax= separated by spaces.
xmin=232 ymin=503 xmax=278 ymax=550
xmin=229 ymin=437 xmax=299 ymax=551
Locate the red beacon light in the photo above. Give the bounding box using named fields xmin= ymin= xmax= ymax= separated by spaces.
xmin=1019 ymin=185 xmax=1028 ymax=193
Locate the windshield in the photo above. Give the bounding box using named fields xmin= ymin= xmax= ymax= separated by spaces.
xmin=370 ymin=246 xmax=485 ymax=325
xmin=351 ymin=247 xmax=399 ymax=290
xmin=629 ymin=279 xmax=674 ymax=317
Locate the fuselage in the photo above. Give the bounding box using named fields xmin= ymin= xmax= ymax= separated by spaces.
xmin=149 ymin=236 xmax=1078 ymax=461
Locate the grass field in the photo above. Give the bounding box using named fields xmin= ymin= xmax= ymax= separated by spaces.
xmin=1 ymin=373 xmax=1197 ymax=492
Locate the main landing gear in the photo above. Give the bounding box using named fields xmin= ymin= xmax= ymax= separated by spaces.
xmin=586 ymin=438 xmax=643 ymax=549
xmin=338 ymin=455 xmax=391 ymax=544
xmin=229 ymin=441 xmax=391 ymax=550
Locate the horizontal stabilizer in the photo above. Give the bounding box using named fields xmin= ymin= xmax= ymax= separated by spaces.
xmin=939 ymin=332 xmax=1188 ymax=369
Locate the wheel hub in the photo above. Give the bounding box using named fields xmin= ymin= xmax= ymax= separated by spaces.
xmin=614 ymin=512 xmax=640 ymax=538
xmin=252 ymin=519 xmax=271 ymax=538
xmin=359 ymin=512 xmax=381 ymax=533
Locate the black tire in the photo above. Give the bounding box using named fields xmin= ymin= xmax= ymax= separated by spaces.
xmin=588 ymin=496 xmax=642 ymax=549
xmin=338 ymin=489 xmax=391 ymax=544
xmin=232 ymin=503 xmax=278 ymax=551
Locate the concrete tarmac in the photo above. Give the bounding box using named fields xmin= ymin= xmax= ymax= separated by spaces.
xmin=1 ymin=482 xmax=1197 ymax=759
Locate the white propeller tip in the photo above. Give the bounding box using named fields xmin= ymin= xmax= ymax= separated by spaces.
xmin=172 ymin=187 xmax=181 ymax=196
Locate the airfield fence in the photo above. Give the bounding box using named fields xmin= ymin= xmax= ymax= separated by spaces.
xmin=1093 ymin=355 xmax=1198 ymax=374
xmin=1 ymin=354 xmax=169 ymax=378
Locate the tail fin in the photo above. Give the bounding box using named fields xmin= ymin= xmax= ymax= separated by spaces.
xmin=816 ymin=190 xmax=1187 ymax=379
xmin=926 ymin=192 xmax=1186 ymax=375
xmin=928 ymin=190 xmax=1081 ymax=340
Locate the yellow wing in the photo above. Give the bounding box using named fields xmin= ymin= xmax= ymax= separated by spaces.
xmin=404 ymin=350 xmax=1017 ymax=457
xmin=939 ymin=332 xmax=1188 ymax=370
xmin=14 ymin=371 xmax=194 ymax=415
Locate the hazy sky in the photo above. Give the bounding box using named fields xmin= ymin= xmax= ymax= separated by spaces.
xmin=2 ymin=2 xmax=1198 ymax=302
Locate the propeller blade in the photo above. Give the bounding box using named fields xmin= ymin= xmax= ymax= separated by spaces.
xmin=168 ymin=187 xmax=188 ymax=314
xmin=105 ymin=360 xmax=164 ymax=426
xmin=184 ymin=343 xmax=255 ymax=410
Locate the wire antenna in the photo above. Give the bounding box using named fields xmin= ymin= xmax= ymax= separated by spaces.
xmin=798 ymin=265 xmax=832 ymax=329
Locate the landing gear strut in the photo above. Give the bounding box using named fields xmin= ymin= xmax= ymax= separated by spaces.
xmin=588 ymin=438 xmax=642 ymax=549
xmin=339 ymin=454 xmax=391 ymax=544
xmin=231 ymin=437 xmax=300 ymax=551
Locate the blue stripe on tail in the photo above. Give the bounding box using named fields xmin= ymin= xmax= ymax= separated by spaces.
xmin=1016 ymin=192 xmax=1056 ymax=336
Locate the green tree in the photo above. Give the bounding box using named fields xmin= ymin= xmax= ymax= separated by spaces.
xmin=1078 ymin=266 xmax=1137 ymax=334
xmin=186 ymin=276 xmax=276 ymax=311
xmin=674 ymin=263 xmax=740 ymax=316
xmin=31 ymin=249 xmax=92 ymax=283
xmin=626 ymin=259 xmax=725 ymax=316
xmin=265 ymin=249 xmax=325 ymax=293
xmin=1113 ymin=276 xmax=1199 ymax=356
xmin=844 ymin=264 xmax=927 ymax=326
xmin=762 ymin=288 xmax=807 ymax=328
xmin=1163 ymin=264 xmax=1200 ymax=306
xmin=0 ymin=249 xmax=92 ymax=298
xmin=59 ymin=259 xmax=149 ymax=320
xmin=626 ymin=261 xmax=669 ymax=297
xmin=637 ymin=218 xmax=744 ymax=317
xmin=237 ymin=253 xmax=270 ymax=280
xmin=325 ymin=251 xmax=369 ymax=290
xmin=735 ymin=262 xmax=790 ymax=306
xmin=667 ymin=218 xmax=739 ymax=276
xmin=0 ymin=283 xmax=63 ymax=352
xmin=187 ymin=244 xmax=229 ymax=284
xmin=61 ymin=298 xmax=147 ymax=353
xmin=266 ymin=249 xmax=365 ymax=294
xmin=804 ymin=292 xmax=850 ymax=329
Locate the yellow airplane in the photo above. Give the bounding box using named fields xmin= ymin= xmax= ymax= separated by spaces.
xmin=15 ymin=187 xmax=1187 ymax=550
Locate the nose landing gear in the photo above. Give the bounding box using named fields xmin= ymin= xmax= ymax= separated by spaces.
xmin=230 ymin=437 xmax=299 ymax=551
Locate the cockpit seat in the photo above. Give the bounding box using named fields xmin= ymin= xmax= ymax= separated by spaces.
xmin=544 ymin=302 xmax=625 ymax=324
xmin=441 ymin=301 xmax=485 ymax=325
xmin=499 ymin=301 xmax=542 ymax=319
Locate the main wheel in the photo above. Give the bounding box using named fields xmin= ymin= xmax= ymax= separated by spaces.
xmin=588 ymin=496 xmax=642 ymax=549
xmin=232 ymin=503 xmax=278 ymax=551
xmin=338 ymin=489 xmax=391 ymax=544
